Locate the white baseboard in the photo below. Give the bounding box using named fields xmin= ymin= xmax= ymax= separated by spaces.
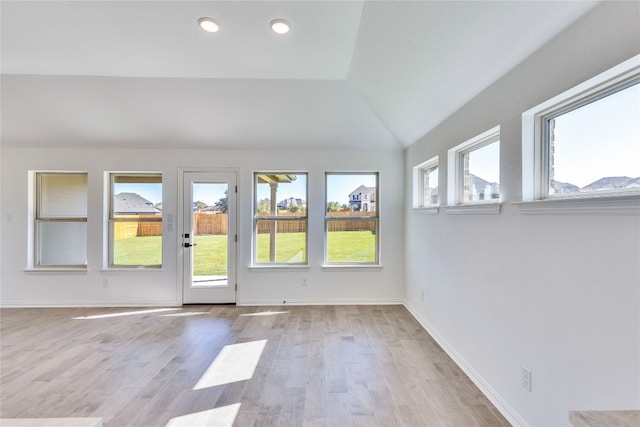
xmin=403 ymin=301 xmax=526 ymax=427
xmin=0 ymin=300 xmax=181 ymax=308
xmin=237 ymin=297 xmax=403 ymax=306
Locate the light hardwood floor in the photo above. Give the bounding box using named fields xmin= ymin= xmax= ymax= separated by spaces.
xmin=1 ymin=305 xmax=509 ymax=426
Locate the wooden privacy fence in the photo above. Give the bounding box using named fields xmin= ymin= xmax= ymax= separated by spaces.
xmin=114 ymin=212 xmax=377 ymax=239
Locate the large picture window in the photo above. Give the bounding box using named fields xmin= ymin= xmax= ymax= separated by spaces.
xmin=325 ymin=173 xmax=379 ymax=265
xmin=34 ymin=172 xmax=88 ymax=267
xmin=523 ymin=54 xmax=640 ymax=203
xmin=109 ymin=173 xmax=162 ymax=267
xmin=253 ymin=172 xmax=307 ymax=265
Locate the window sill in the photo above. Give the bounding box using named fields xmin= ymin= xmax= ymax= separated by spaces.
xmin=410 ymin=207 xmax=439 ymax=215
xmin=321 ymin=264 xmax=383 ymax=271
xmin=249 ymin=265 xmax=310 ymax=271
xmin=445 ymin=203 xmax=501 ymax=215
xmin=514 ymin=195 xmax=640 ymax=215
xmin=100 ymin=268 xmax=164 ymax=273
xmin=24 ymin=267 xmax=88 ymax=273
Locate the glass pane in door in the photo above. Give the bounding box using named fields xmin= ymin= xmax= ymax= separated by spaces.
xmin=192 ymin=183 xmax=228 ymax=287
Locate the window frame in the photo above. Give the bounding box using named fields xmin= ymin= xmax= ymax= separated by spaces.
xmin=447 ymin=125 xmax=501 ymax=207
xmin=252 ymin=171 xmax=308 ymax=267
xmin=108 ymin=172 xmax=163 ymax=269
xmin=324 ymin=172 xmax=380 ymax=266
xmin=522 ymin=54 xmax=640 ymax=204
xmin=413 ymin=156 xmax=439 ymax=209
xmin=32 ymin=171 xmax=88 ymax=269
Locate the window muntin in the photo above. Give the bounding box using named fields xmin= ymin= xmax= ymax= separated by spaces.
xmin=413 ymin=157 xmax=439 ymax=207
xmin=253 ymin=173 xmax=307 ymax=265
xmin=35 ymin=173 xmax=88 ymax=267
xmin=325 ymin=173 xmax=379 ymax=265
xmin=109 ymin=173 xmax=162 ymax=268
xmin=544 ymin=82 xmax=640 ymax=197
xmin=448 ymin=126 xmax=500 ymax=205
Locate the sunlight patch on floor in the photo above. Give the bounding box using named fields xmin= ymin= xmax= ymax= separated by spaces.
xmin=164 ymin=403 xmax=240 ymax=427
xmin=193 ymin=340 xmax=267 ymax=390
xmin=239 ymin=311 xmax=289 ymax=317
xmin=72 ymin=308 xmax=181 ymax=320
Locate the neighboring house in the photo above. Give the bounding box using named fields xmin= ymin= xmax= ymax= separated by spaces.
xmin=581 ymin=176 xmax=640 ymax=191
xmin=550 ymin=180 xmax=580 ymax=194
xmin=348 ymin=185 xmax=376 ymax=212
xmin=465 ymin=174 xmax=499 ymax=201
xmin=278 ymin=197 xmax=306 ymax=210
xmin=114 ymin=192 xmax=161 ymax=215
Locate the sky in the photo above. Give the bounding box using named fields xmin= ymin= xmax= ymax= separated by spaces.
xmin=552 ymin=83 xmax=639 ymax=187
xmin=114 ymin=183 xmax=162 ymax=205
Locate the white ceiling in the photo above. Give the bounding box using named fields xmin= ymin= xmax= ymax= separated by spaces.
xmin=1 ymin=1 xmax=599 ymax=151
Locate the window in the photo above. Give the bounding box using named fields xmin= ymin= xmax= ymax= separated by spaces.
xmin=325 ymin=173 xmax=379 ymax=265
xmin=413 ymin=157 xmax=439 ymax=208
xmin=34 ymin=172 xmax=88 ymax=267
xmin=253 ymin=172 xmax=307 ymax=265
xmin=523 ymin=54 xmax=640 ymax=202
xmin=109 ymin=173 xmax=162 ymax=267
xmin=447 ymin=126 xmax=500 ymax=205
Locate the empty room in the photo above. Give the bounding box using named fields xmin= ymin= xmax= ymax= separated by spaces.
xmin=1 ymin=1 xmax=639 ymax=426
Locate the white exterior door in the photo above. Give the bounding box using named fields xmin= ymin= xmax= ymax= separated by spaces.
xmin=182 ymin=171 xmax=237 ymax=304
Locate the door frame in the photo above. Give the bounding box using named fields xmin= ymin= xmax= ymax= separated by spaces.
xmin=177 ymin=167 xmax=240 ymax=305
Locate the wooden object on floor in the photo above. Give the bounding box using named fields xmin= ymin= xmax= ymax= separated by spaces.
xmin=1 ymin=305 xmax=509 ymax=426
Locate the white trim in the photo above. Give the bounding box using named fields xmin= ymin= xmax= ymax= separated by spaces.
xmin=514 ymin=195 xmax=640 ymax=215
xmin=237 ymin=298 xmax=402 ymax=306
xmin=0 ymin=300 xmax=181 ymax=308
xmin=445 ymin=203 xmax=501 ymax=215
xmin=410 ymin=207 xmax=439 ymax=215
xmin=24 ymin=268 xmax=88 ymax=273
xmin=403 ymin=301 xmax=527 ymax=427
xmin=321 ymin=264 xmax=384 ymax=270
xmin=522 ymin=54 xmax=640 ymax=202
xmin=248 ymin=265 xmax=311 ymax=271
xmin=447 ymin=126 xmax=501 ymax=206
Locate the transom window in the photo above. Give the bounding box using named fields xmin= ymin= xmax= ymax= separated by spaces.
xmin=413 ymin=157 xmax=439 ymax=208
xmin=253 ymin=172 xmax=308 ymax=265
xmin=447 ymin=126 xmax=500 ymax=205
xmin=325 ymin=173 xmax=379 ymax=265
xmin=523 ymin=54 xmax=640 ymax=202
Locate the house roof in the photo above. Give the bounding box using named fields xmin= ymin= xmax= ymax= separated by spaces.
xmin=0 ymin=1 xmax=599 ymax=151
xmin=349 ymin=185 xmax=376 ymax=197
xmin=114 ymin=193 xmax=161 ymax=215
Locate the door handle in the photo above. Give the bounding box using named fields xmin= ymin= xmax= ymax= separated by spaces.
xmin=183 ymin=243 xmax=197 ymax=248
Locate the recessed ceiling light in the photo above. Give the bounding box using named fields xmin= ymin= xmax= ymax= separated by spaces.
xmin=198 ymin=17 xmax=219 ymax=33
xmin=270 ymin=19 xmax=290 ymax=34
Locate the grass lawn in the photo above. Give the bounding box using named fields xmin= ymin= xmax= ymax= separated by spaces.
xmin=113 ymin=230 xmax=376 ymax=271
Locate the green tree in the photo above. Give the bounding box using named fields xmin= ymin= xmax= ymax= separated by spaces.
xmin=257 ymin=198 xmax=271 ymax=214
xmin=327 ymin=201 xmax=341 ymax=212
xmin=214 ymin=190 xmax=228 ymax=213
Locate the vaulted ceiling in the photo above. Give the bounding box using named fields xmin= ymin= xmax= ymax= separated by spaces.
xmin=1 ymin=1 xmax=599 ymax=151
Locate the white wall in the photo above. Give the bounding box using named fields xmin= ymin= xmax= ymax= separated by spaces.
xmin=404 ymin=3 xmax=640 ymax=426
xmin=0 ymin=147 xmax=404 ymax=307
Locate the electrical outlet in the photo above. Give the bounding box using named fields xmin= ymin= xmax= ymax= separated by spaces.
xmin=421 ymin=291 xmax=424 ymax=302
xmin=521 ymin=367 xmax=532 ymax=391
xmin=102 ymin=278 xmax=109 ymax=288
xmin=302 ymin=277 xmax=308 ymax=286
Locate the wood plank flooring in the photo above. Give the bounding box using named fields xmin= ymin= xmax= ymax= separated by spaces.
xmin=0 ymin=305 xmax=509 ymax=426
